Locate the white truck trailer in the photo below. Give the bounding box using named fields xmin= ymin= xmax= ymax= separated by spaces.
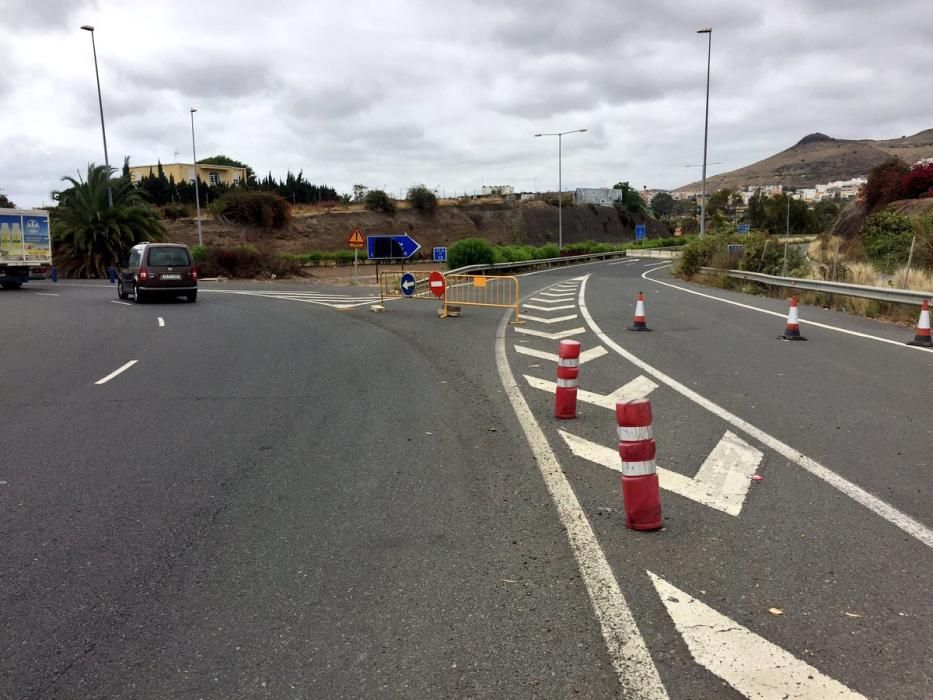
xmin=0 ymin=208 xmax=52 ymax=289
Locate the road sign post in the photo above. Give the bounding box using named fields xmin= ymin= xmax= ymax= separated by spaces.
xmin=635 ymin=224 xmax=646 ymax=243
xmin=367 ymin=234 xmax=421 ymax=261
xmin=433 ymin=247 xmax=447 ymax=263
xmin=400 ymin=272 xmax=416 ymax=297
xmin=429 ymin=270 xmax=445 ymax=297
xmin=348 ymin=228 xmax=365 ymax=285
xmin=736 ymin=223 xmax=750 ymax=234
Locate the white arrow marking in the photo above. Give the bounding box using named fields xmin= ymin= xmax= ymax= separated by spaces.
xmin=539 ymin=291 xmax=576 ymax=298
xmin=649 ymin=572 xmax=865 ymax=698
xmin=526 ymin=375 xmax=657 ymax=410
xmin=521 ymin=313 xmax=579 ymax=325
xmin=514 ymin=344 xmax=608 ymax=365
xmin=559 ymin=430 xmax=763 ymax=516
xmin=530 ymin=296 xmax=576 ymax=305
xmin=515 ymin=326 xmax=585 ymax=340
xmin=401 ymin=280 xmax=415 ymax=291
xmin=523 ymin=303 xmax=576 ymax=311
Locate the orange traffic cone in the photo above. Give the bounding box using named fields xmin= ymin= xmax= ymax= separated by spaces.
xmin=779 ymin=296 xmax=807 ymax=341
xmin=628 ymin=292 xmax=650 ymax=331
xmin=907 ymin=299 xmax=932 ymax=348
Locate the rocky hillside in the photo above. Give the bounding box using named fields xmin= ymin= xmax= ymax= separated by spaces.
xmin=677 ymin=129 xmax=933 ymax=192
xmin=165 ymin=199 xmax=669 ymax=253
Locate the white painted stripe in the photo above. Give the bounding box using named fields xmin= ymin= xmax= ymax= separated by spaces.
xmin=529 ymin=297 xmax=576 ymax=305
xmin=618 ymin=425 xmax=653 ymax=441
xmin=94 ymin=360 xmax=138 ymax=385
xmin=524 ymin=374 xmax=657 ymax=410
xmin=521 ymin=313 xmax=579 ymax=324
xmin=556 ymin=378 xmax=578 ymax=388
xmin=514 ymin=326 xmax=585 ymax=340
xmin=36 ymin=292 xmax=60 ymax=296
xmin=607 ymin=260 xmax=638 ymax=266
xmin=496 ymin=315 xmax=669 ymax=698
xmin=523 ymin=302 xmax=575 ymax=311
xmin=538 ymin=293 xmax=576 ymax=299
xmin=157 ymin=317 xmax=165 ymax=327
xmin=649 ymin=573 xmax=865 ymax=698
xmin=514 ymin=344 xmax=608 ymax=365
xmin=643 ymin=262 xmax=670 ymax=268
xmin=579 ymin=275 xmax=933 ymax=545
xmin=620 ymin=459 xmax=657 ymax=477
xmin=558 ymin=357 xmax=579 ymax=367
xmin=110 ymin=300 xmax=132 ymax=306
xmin=641 ymin=265 xmax=932 ymax=353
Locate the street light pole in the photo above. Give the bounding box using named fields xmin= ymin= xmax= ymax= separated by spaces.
xmin=190 ymin=108 xmax=203 ymax=247
xmin=535 ymin=129 xmax=587 ymax=251
xmin=80 ymin=25 xmax=112 ymax=208
xmin=697 ymin=27 xmax=712 ymax=237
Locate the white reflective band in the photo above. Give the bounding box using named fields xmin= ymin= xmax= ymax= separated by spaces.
xmin=618 ymin=425 xmax=653 ymax=441
xmin=556 ymin=378 xmax=578 ymax=388
xmin=620 ymin=459 xmax=656 ymax=477
xmin=431 ymin=280 xmax=443 ymax=287
xmin=558 ymin=358 xmax=580 ymax=367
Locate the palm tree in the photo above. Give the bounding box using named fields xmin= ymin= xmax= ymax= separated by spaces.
xmin=53 ymin=163 xmax=167 ymax=277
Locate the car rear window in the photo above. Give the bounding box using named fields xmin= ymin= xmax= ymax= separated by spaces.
xmin=147 ymin=247 xmax=190 ymax=267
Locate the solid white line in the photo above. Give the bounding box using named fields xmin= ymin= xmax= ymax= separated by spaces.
xmin=514 ymin=344 xmax=609 ymax=365
xmin=157 ymin=317 xmax=165 ymax=327
xmin=524 ymin=302 xmax=575 ymax=311
xmin=578 ymin=275 xmax=933 ymax=547
xmin=514 ymin=326 xmax=585 ymax=340
xmin=643 ymin=262 xmax=670 ymax=268
xmin=521 ymin=313 xmax=579 ymax=325
xmin=641 ymin=265 xmax=932 ymax=353
xmin=649 ymin=573 xmax=864 ymax=698
xmin=110 ymin=300 xmax=132 ymax=306
xmin=94 ymin=360 xmax=138 ymax=385
xmin=36 ymin=292 xmax=60 ymax=296
xmin=495 ymin=310 xmax=669 ymax=699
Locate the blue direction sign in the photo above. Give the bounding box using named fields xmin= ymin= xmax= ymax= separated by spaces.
xmin=433 ymin=246 xmax=447 ymax=263
xmin=400 ymin=272 xmax=416 ymax=297
xmin=367 ymin=234 xmax=421 ymax=260
xmin=635 ymin=224 xmax=646 ymax=241
xmin=736 ymin=223 xmax=751 ymax=234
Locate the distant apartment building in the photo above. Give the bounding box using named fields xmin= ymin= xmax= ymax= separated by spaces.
xmin=639 ymin=188 xmax=667 ymax=204
xmin=480 ymin=185 xmax=514 ymax=196
xmin=128 ymin=162 xmax=247 ymax=187
xmin=574 ymin=187 xmax=626 ymax=206
xmin=671 ymin=190 xmax=700 ymax=201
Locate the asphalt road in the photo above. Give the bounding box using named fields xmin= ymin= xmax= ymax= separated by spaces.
xmin=0 ymin=265 xmax=930 ymax=699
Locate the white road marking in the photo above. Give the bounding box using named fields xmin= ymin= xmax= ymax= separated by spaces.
xmin=521 ymin=313 xmax=579 ymax=324
xmin=578 ymin=275 xmax=933 ymax=547
xmin=649 ymin=572 xmax=865 ymax=698
xmin=514 ymin=344 xmax=608 ymax=365
xmin=538 ymin=291 xmax=577 ymax=298
xmin=526 ymin=374 xmax=657 ymax=410
xmin=36 ymin=292 xmax=60 ymax=296
xmin=495 ymin=308 xmax=669 ymax=699
xmin=607 ymin=260 xmax=638 ymax=266
xmin=110 ymin=300 xmax=132 ymax=306
xmin=157 ymin=317 xmax=165 ymax=327
xmin=560 ymin=429 xmax=762 ymax=516
xmin=641 ymin=265 xmax=932 ymax=353
xmin=523 ymin=302 xmax=576 ymax=311
xmin=94 ymin=360 xmax=138 ymax=385
xmin=514 ymin=326 xmax=585 ymax=340
xmin=212 ymin=290 xmax=382 ymax=309
xmin=529 ymin=296 xmax=576 ymax=305
xmin=643 ymin=262 xmax=670 ymax=268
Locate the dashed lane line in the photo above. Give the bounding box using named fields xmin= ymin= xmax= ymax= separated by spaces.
xmin=158 ymin=317 xmax=165 ymax=327
xmin=94 ymin=360 xmax=138 ymax=385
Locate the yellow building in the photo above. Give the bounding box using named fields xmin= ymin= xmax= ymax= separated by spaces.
xmin=128 ymin=162 xmax=247 ymax=187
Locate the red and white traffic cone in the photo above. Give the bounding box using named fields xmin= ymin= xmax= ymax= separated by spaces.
xmin=616 ymin=398 xmax=663 ymax=531
xmin=779 ymin=296 xmax=807 ymax=341
xmin=627 ymin=292 xmax=650 ymax=331
xmin=554 ymin=339 xmax=580 ymax=419
xmin=907 ymin=299 xmax=932 ymax=348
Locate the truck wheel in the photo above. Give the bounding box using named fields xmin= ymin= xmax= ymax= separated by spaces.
xmin=117 ymin=280 xmax=130 ymax=299
xmin=1 ymin=281 xmax=23 ymax=290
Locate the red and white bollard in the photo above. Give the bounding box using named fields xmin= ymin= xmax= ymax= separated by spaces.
xmin=628 ymin=291 xmax=650 ymax=331
xmin=554 ymin=339 xmax=581 ymax=419
xmin=616 ymin=398 xmax=663 ymax=530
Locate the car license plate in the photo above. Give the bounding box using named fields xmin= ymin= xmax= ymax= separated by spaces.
xmin=161 ymin=274 xmax=181 ymax=280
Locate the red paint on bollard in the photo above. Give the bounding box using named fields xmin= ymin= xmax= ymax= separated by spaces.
xmin=555 ymin=339 xmax=581 ymax=419
xmin=616 ymin=398 xmax=663 ymax=530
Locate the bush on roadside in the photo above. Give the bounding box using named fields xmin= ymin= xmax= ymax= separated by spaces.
xmin=859 ymin=210 xmax=915 ymax=272
xmin=407 ymin=185 xmax=438 ymax=215
xmin=447 ymin=237 xmax=495 ymax=269
xmin=210 ymin=190 xmax=291 ymax=228
xmin=195 ymin=245 xmax=301 ymax=278
xmin=162 ymin=203 xmax=192 ymax=220
xmin=364 ymin=189 xmax=396 ymax=213
xmin=191 ymin=244 xmax=208 ymax=263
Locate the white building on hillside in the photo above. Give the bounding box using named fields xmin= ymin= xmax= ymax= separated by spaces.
xmin=481 ymin=185 xmax=514 ymax=196
xmin=574 ymin=188 xmax=624 ymax=206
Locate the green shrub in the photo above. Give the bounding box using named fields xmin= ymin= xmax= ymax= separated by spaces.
xmin=860 ymin=210 xmax=915 ymax=272
xmin=191 ymin=244 xmax=208 ymax=263
xmin=364 ymin=189 xmax=396 ymax=213
xmin=162 ymin=203 xmax=192 ymax=220
xmin=407 ymin=185 xmax=438 ymax=215
xmin=447 ymin=237 xmax=495 ymax=269
xmin=210 ymin=191 xmax=291 ymax=228
xmin=194 ymin=245 xmax=300 ymax=278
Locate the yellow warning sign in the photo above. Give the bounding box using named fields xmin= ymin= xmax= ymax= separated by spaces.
xmin=473 ymin=276 xmax=487 ymax=288
xmin=348 ymin=227 xmax=365 ymax=249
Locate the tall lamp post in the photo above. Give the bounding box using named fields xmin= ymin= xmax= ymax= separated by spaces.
xmin=697 ymin=27 xmax=712 ymax=236
xmin=190 ymin=108 xmax=203 ymax=247
xmin=535 ymin=129 xmax=587 ymax=251
xmin=80 ymin=25 xmax=112 ymax=208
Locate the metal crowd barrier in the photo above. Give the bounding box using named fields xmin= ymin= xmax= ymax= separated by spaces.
xmin=443 ymin=274 xmax=522 ymax=324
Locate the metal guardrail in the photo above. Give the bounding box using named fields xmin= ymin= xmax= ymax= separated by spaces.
xmin=701 ymin=267 xmax=932 ymax=306
xmin=447 ymin=246 xmax=684 ymax=276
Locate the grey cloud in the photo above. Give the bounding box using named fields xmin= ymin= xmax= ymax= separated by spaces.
xmin=115 ymin=56 xmax=278 ymax=101
xmin=2 ymin=0 xmax=97 ymax=30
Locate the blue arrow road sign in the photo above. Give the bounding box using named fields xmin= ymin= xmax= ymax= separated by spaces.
xmin=635 ymin=224 xmax=646 ymax=241
xmin=400 ymin=272 xmax=416 ymax=297
xmin=433 ymin=247 xmax=447 ymax=263
xmin=367 ymin=234 xmax=422 ymax=260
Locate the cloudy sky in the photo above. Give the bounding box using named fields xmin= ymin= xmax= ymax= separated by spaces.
xmin=3 ymin=0 xmax=932 ymax=208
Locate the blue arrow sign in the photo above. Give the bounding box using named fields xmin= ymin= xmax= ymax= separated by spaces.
xmin=400 ymin=272 xmax=416 ymax=296
xmin=635 ymin=224 xmax=646 ymax=241
xmin=367 ymin=234 xmax=422 ymax=260
xmin=433 ymin=247 xmax=447 ymax=263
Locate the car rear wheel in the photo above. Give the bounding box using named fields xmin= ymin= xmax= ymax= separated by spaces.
xmin=134 ymin=283 xmax=146 ymax=304
xmin=117 ymin=280 xmax=129 ymax=299
xmin=186 ymin=290 xmax=198 ymax=303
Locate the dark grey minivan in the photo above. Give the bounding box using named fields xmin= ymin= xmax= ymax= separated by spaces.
xmin=118 ymin=243 xmax=198 ymax=303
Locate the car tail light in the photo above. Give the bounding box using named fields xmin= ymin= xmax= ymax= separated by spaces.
xmin=139 ymin=267 xmax=149 ymax=282
xmin=191 ymin=267 xmax=198 ymax=281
